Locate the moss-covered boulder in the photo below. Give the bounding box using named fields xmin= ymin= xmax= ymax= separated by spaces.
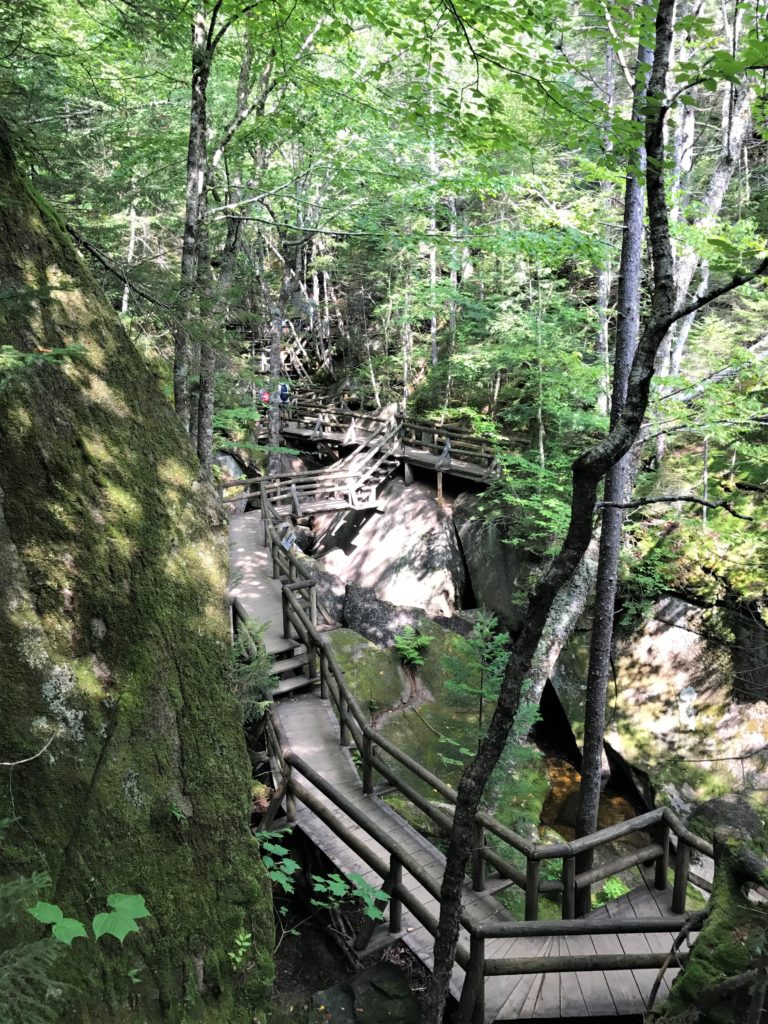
xmin=652 ymin=832 xmax=768 ymax=1024
xmin=0 ymin=122 xmax=273 ymax=1021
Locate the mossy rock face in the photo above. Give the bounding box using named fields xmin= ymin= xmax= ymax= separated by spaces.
xmin=656 ymin=847 xmax=765 ymax=1023
xmin=0 ymin=122 xmax=273 ymax=1021
xmin=327 ymin=629 xmax=405 ymax=716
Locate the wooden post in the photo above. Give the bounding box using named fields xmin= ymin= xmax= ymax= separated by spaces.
xmin=437 ymin=470 xmax=443 ymax=504
xmin=562 ymin=856 xmax=576 ymax=920
xmin=472 ymin=821 xmax=486 ymax=892
xmin=319 ymin=645 xmax=328 ymax=700
xmin=672 ymin=839 xmax=691 ymax=913
xmin=286 ymin=771 xmax=297 ymax=823
xmin=281 ymin=589 xmax=291 ymax=640
xmin=404 ymin=461 xmax=414 ymax=486
xmin=655 ymin=819 xmax=670 ymax=890
xmin=525 ymin=858 xmax=540 ymax=921
xmin=389 ymin=856 xmax=402 ymax=934
xmin=456 ymin=935 xmax=485 ymax=1024
xmin=339 ymin=696 xmax=350 ymax=747
xmin=309 ymin=584 xmax=317 ymax=627
xmin=362 ymin=735 xmax=374 ymax=794
xmin=307 ymin=634 xmax=317 ymax=681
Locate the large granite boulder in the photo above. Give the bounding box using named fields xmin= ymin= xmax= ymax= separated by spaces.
xmin=552 ymin=595 xmax=768 ymax=804
xmin=320 ymin=478 xmax=465 ymax=617
xmin=453 ymin=492 xmax=536 ymax=631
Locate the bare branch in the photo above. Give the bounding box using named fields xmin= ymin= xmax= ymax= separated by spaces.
xmin=599 ymin=493 xmax=754 ymax=520
xmin=671 ymin=255 xmax=768 ymax=324
xmin=1 ymin=733 xmax=56 ymax=768
xmin=66 ymin=225 xmax=177 ymax=315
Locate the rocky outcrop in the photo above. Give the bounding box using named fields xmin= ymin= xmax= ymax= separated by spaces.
xmin=453 ymin=493 xmax=535 ymax=631
xmin=551 ymin=595 xmax=768 ymax=805
xmin=319 ymin=478 xmax=465 ymax=617
xmin=0 ymin=122 xmax=272 ymax=1022
xmin=309 ymin=963 xmax=421 ymax=1024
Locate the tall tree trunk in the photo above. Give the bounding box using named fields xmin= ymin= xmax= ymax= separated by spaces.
xmin=573 ymin=26 xmax=654 ymax=915
xmin=121 ymin=200 xmax=137 ymax=315
xmin=176 ymin=3 xmax=212 ymax=432
xmin=424 ymin=3 xmax=688 ymax=1016
xmin=595 ymin=44 xmax=616 ymax=417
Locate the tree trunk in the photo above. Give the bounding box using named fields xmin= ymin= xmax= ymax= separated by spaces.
xmin=424 ymin=2 xmax=685 ymax=1016
xmin=121 ymin=200 xmax=137 ymax=315
xmin=595 ymin=44 xmax=616 ymax=417
xmin=175 ymin=3 xmax=212 ymax=433
xmin=573 ymin=25 xmax=654 ymax=914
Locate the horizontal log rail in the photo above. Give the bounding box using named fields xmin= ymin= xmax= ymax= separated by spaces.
xmin=234 ymin=504 xmax=717 ymax=1023
xmin=235 ymin=538 xmax=715 ymax=931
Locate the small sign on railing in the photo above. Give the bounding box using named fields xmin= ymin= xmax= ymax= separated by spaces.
xmin=281 ymin=531 xmax=296 ymax=551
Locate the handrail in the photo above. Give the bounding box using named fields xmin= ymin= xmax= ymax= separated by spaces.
xmin=240 ymin=530 xmax=714 ymax=927
xmin=235 ymin=505 xmax=715 ymax=1022
xmin=258 ymin=702 xmax=705 ymax=1024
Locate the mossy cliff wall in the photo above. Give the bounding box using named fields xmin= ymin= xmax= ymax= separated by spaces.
xmin=0 ymin=123 xmax=273 ymax=1020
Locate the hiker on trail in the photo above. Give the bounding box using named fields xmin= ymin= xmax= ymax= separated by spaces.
xmin=279 ymin=381 xmax=291 ymax=404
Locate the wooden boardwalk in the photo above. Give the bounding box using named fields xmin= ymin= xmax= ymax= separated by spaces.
xmin=230 ymin=509 xmax=690 ymax=1020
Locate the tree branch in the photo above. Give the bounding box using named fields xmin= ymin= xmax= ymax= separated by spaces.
xmin=1 ymin=733 xmax=56 ymax=768
xmin=672 ymin=255 xmax=768 ymax=324
xmin=599 ymin=493 xmax=754 ymax=519
xmin=66 ymin=225 xmax=177 ymax=315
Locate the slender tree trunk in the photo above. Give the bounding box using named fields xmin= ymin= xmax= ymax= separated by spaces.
xmin=424 ymin=2 xmax=683 ymax=1015
xmin=121 ymin=201 xmax=137 ymax=315
xmin=572 ymin=27 xmax=654 ymax=915
xmin=443 ymin=196 xmax=459 ymax=413
xmin=595 ymin=44 xmax=616 ymax=417
xmin=176 ymin=4 xmax=212 ymax=432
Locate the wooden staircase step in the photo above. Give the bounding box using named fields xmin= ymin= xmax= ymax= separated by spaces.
xmin=269 ymin=654 xmax=309 ymax=677
xmin=270 ymin=674 xmax=316 ymax=698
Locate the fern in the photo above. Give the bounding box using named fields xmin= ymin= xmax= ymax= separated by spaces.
xmin=393 ymin=626 xmax=433 ymax=666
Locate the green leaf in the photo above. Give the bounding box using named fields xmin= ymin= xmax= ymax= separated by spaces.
xmin=92 ymin=911 xmax=141 ymax=943
xmin=106 ymin=893 xmax=151 ymax=920
xmin=52 ymin=917 xmax=88 ymax=945
xmin=28 ymin=901 xmax=63 ymax=925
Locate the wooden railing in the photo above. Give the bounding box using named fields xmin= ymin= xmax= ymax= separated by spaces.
xmin=219 ymin=404 xmax=498 ymax=510
xmin=221 ymin=413 xmax=402 ymax=514
xmin=230 ymin=509 xmax=715 ymax=1023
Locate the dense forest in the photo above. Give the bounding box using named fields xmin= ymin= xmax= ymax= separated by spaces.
xmin=1 ymin=0 xmax=767 ymax=1022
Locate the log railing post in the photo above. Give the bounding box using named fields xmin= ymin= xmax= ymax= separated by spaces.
xmin=389 ymin=855 xmax=402 ymax=934
xmin=309 ymin=584 xmax=317 ymax=627
xmin=362 ymin=735 xmax=374 ymax=794
xmin=472 ymin=821 xmax=486 ymax=892
xmin=339 ymin=695 xmax=350 ymax=747
xmin=456 ymin=934 xmax=485 ymax=1024
xmin=655 ymin=819 xmax=670 ymax=891
xmin=281 ymin=588 xmax=291 ymax=640
xmin=562 ymin=855 xmax=576 ymax=920
xmin=525 ymin=858 xmax=540 ymax=921
xmin=286 ymin=769 xmax=297 ymax=823
xmin=319 ymin=644 xmax=328 ymax=700
xmin=672 ymin=838 xmax=691 ymax=913
xmin=307 ymin=633 xmax=317 ymax=681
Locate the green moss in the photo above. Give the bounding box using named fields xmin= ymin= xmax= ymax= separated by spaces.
xmin=0 ymin=122 xmax=273 ymax=1022
xmin=656 ymin=854 xmax=764 ymax=1022
xmin=328 ymin=628 xmax=404 ymax=715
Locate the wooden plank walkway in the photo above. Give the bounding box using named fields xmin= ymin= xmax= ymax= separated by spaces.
xmin=281 ymin=423 xmax=491 ymax=482
xmin=230 ymin=509 xmax=687 ymax=1020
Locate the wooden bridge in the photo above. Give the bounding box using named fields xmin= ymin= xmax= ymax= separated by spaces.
xmin=220 ymin=401 xmax=499 ymax=518
xmin=229 ymin=498 xmax=714 ymax=1023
